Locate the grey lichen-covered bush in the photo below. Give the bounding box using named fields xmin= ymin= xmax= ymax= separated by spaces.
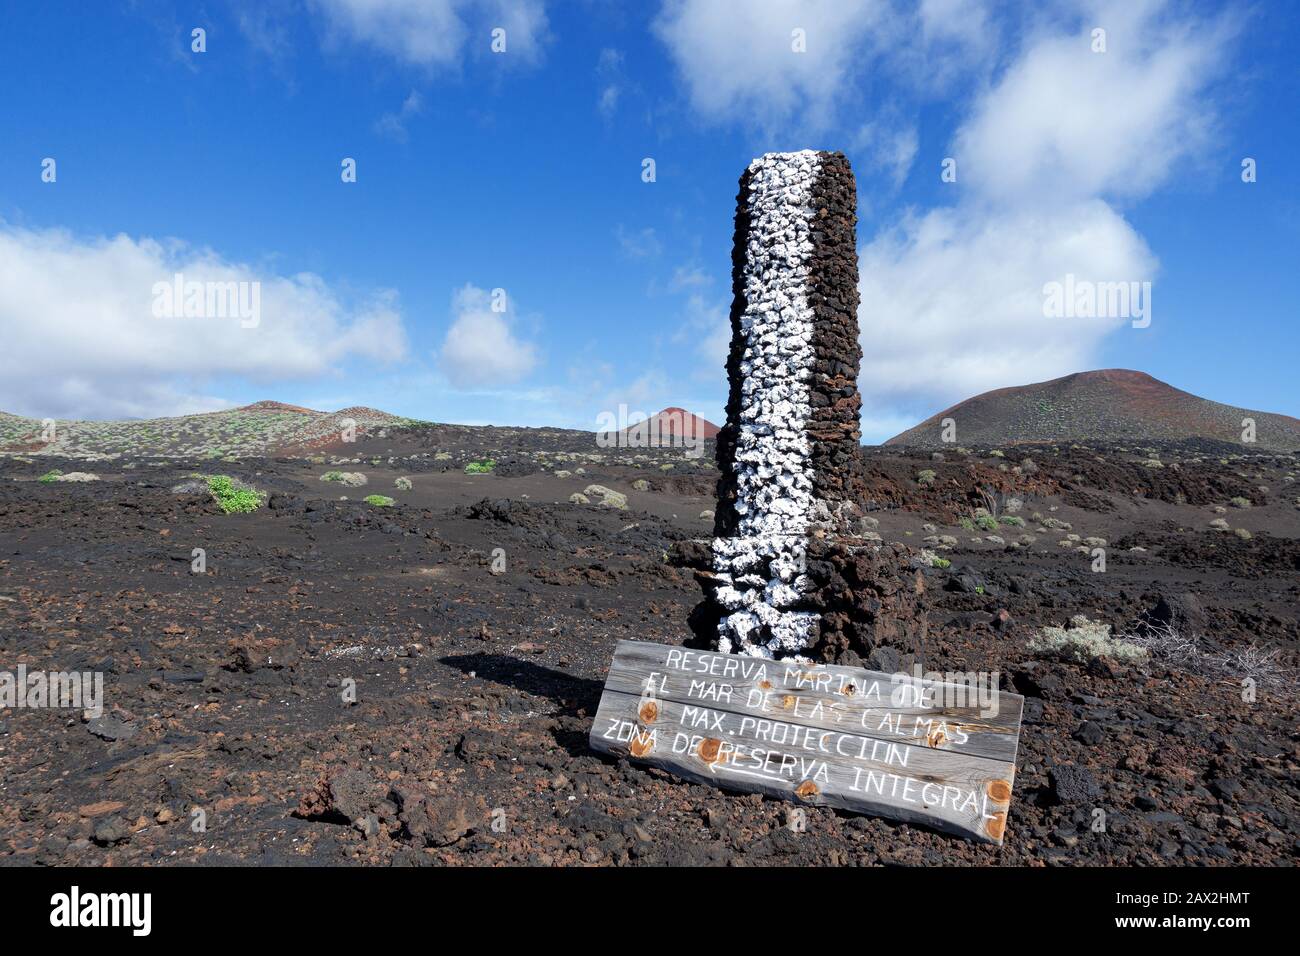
xmin=322 ymin=471 xmax=368 ymax=487
xmin=1230 ymin=496 xmax=1251 ymax=509
xmin=1028 ymin=615 xmax=1148 ymax=663
xmin=394 ymin=477 xmax=412 ymax=491
xmin=582 ymin=484 xmax=627 ymax=509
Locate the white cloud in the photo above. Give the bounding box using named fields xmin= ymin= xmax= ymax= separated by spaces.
xmin=857 ymin=200 xmax=1156 ymax=405
xmin=312 ymin=0 xmax=548 ymax=67
xmin=918 ymin=0 xmax=994 ymax=57
xmin=854 ymin=0 xmax=1232 ymax=420
xmin=374 ymin=89 xmax=424 ymax=141
xmin=851 ymin=120 xmax=919 ymax=186
xmin=598 ymin=85 xmax=621 ymax=118
xmin=672 ymin=293 xmax=730 ymax=372
xmin=653 ymin=0 xmax=887 ymax=130
xmin=615 ymin=225 xmax=662 ymax=259
xmin=0 ymin=224 xmax=408 ymax=420
xmin=669 ymin=264 xmax=712 ymax=291
xmin=437 ymin=284 xmax=538 ymax=389
xmin=952 ymin=0 xmax=1231 ymax=203
xmin=596 ymin=47 xmax=624 ymax=119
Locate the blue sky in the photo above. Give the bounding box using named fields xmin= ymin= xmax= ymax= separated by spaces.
xmin=0 ymin=0 xmax=1295 ymax=441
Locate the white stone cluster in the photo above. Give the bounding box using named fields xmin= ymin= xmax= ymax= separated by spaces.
xmin=713 ymin=150 xmax=821 ymax=659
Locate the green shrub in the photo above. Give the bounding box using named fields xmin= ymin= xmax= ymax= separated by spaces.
xmin=916 ymin=468 xmax=936 ymax=486
xmin=364 ymin=494 xmax=395 ymax=507
xmin=975 ymin=514 xmax=999 ymax=532
xmin=38 ymin=469 xmax=62 ymax=483
xmin=1230 ymin=496 xmax=1251 ymax=509
xmin=321 ymin=470 xmax=345 ymax=483
xmin=206 ymin=475 xmax=264 ymax=514
xmin=999 ymin=515 xmax=1026 ymax=527
xmin=957 ymin=516 xmax=976 ymax=531
xmin=465 ymin=459 xmax=496 ymax=474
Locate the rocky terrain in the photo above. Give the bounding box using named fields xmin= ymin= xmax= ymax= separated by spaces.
xmin=888 ymin=369 xmax=1300 ymax=451
xmin=0 ymin=416 xmax=1296 ymax=867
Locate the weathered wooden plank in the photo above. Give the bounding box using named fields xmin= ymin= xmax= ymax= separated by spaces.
xmin=588 ymin=640 xmax=1023 ymax=844
xmin=602 ymin=640 xmax=1022 ymax=763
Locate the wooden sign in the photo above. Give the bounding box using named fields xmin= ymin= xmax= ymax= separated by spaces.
xmin=590 ymin=640 xmax=1023 ymax=844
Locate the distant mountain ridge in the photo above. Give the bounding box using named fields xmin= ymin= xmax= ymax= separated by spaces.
xmin=0 ymin=401 xmax=408 ymax=459
xmin=886 ymin=369 xmax=1300 ymax=451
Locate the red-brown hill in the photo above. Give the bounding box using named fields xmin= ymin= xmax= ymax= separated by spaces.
xmin=886 ymin=369 xmax=1300 ymax=451
xmin=617 ymin=407 xmax=720 ymax=442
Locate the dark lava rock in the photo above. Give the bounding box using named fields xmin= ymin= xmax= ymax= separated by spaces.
xmin=1140 ymin=591 xmax=1208 ymax=637
xmin=398 ymin=792 xmax=478 ymax=847
xmin=86 ymin=716 xmax=136 ymax=742
xmin=295 ymin=768 xmax=386 ymax=830
xmin=1074 ymin=721 xmax=1105 ymax=746
xmin=92 ymin=816 xmax=131 ymax=847
xmin=1211 ymin=778 xmax=1243 ymax=802
xmin=1050 ymin=765 xmax=1103 ymax=806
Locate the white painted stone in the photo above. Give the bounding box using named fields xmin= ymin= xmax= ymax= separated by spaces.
xmin=712 ymin=150 xmax=821 ymax=659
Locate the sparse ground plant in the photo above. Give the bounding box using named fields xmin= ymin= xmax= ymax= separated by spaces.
xmin=1130 ymin=622 xmax=1291 ymax=687
xmin=364 ymin=494 xmax=395 ymax=508
xmin=38 ymin=469 xmax=62 ymax=483
xmin=582 ymin=484 xmax=627 ymax=509
xmin=1028 ymin=615 xmax=1148 ymax=663
xmin=321 ymin=471 xmax=367 ymax=487
xmin=206 ymin=475 xmax=264 ymax=514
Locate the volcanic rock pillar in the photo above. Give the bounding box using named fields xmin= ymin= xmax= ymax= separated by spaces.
xmin=704 ymin=150 xmax=925 ymax=665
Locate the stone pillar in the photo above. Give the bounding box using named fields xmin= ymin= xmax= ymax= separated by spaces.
xmin=701 ymin=150 xmax=926 ymax=667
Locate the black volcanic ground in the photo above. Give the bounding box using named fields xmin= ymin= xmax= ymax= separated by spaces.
xmin=0 ymin=419 xmax=1297 ymax=866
